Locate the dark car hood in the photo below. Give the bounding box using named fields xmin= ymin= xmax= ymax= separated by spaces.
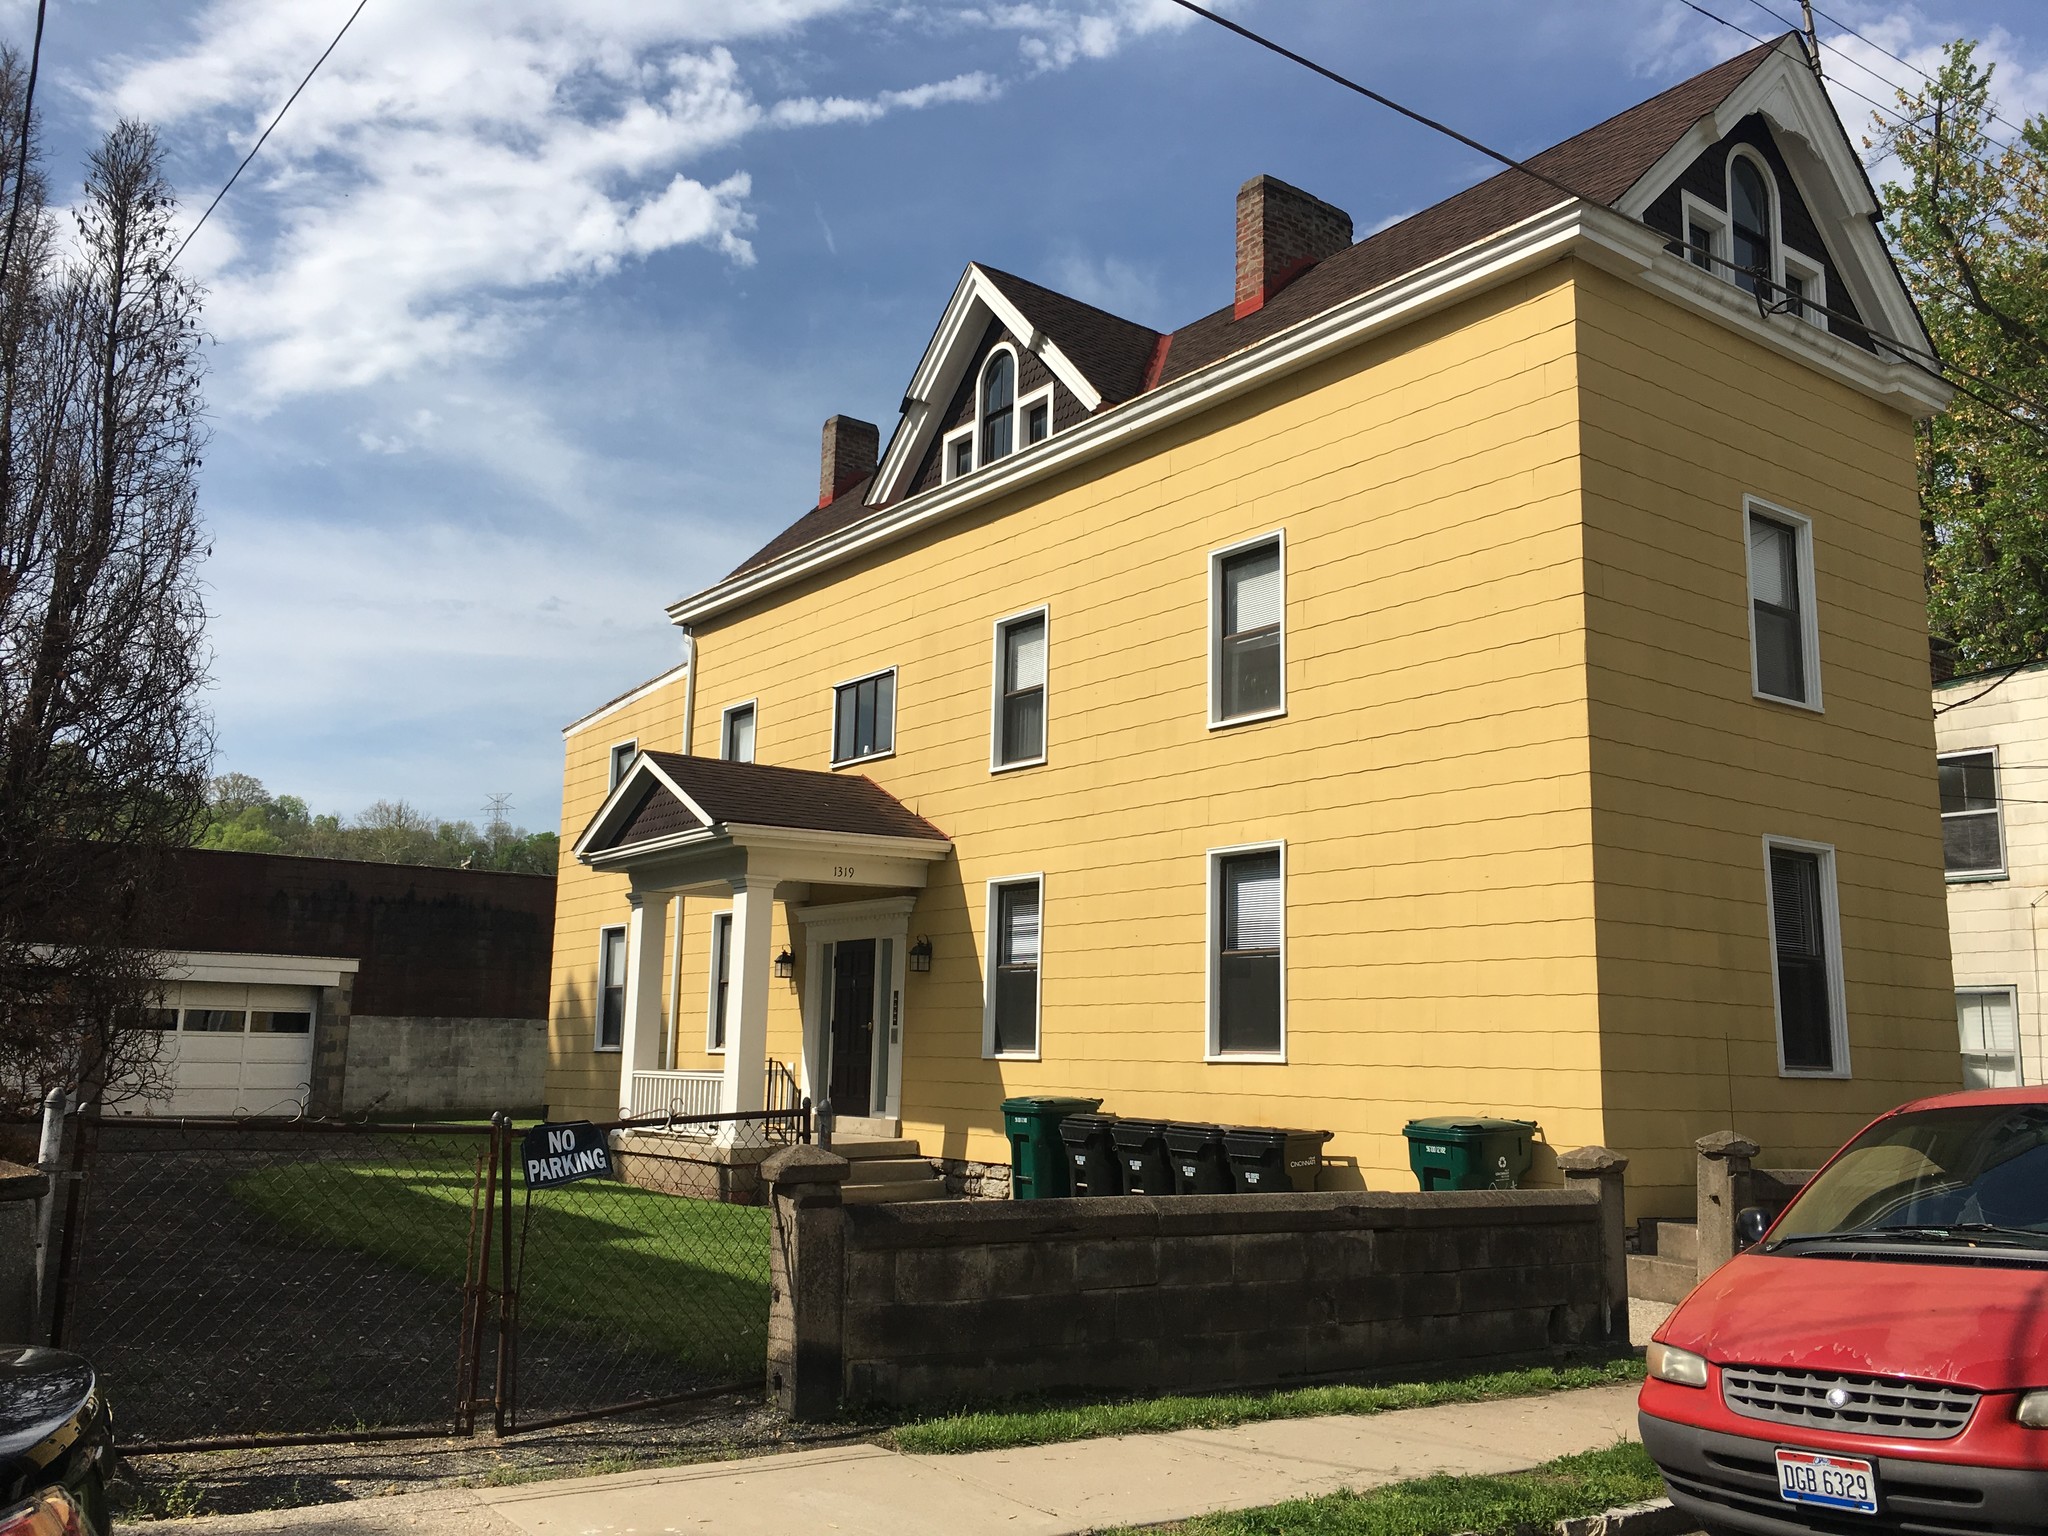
xmin=1662 ymin=1252 xmax=2048 ymax=1392
xmin=0 ymin=1348 xmax=95 ymax=1466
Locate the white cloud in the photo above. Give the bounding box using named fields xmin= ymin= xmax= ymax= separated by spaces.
xmin=85 ymin=3 xmax=1014 ymax=403
xmin=1046 ymin=248 xmax=1167 ymax=326
xmin=956 ymin=0 xmax=1198 ymax=73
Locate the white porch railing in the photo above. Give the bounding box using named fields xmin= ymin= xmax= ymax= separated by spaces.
xmin=628 ymin=1069 xmax=723 ymax=1121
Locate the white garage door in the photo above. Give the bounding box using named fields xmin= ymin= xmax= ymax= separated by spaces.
xmin=119 ymin=981 xmax=318 ymax=1117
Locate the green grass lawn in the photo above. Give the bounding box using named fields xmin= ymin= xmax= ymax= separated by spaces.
xmin=889 ymin=1358 xmax=1644 ymax=1454
xmin=229 ymin=1141 xmax=771 ymax=1377
xmin=1110 ymin=1441 xmax=1664 ymax=1536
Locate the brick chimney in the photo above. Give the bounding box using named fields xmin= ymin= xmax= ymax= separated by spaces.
xmin=818 ymin=415 xmax=879 ymax=507
xmin=1234 ymin=175 xmax=1353 ymax=320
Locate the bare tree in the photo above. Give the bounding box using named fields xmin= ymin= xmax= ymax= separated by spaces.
xmin=0 ymin=55 xmax=212 ymax=1118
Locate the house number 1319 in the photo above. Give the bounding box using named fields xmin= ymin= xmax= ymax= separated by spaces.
xmin=833 ymin=865 xmax=855 ymax=879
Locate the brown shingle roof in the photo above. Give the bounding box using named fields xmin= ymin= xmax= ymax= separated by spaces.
xmin=722 ymin=37 xmax=1785 ymax=590
xmin=589 ymin=751 xmax=948 ymax=854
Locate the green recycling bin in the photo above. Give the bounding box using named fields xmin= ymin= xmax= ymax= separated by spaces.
xmin=1002 ymin=1096 xmax=1103 ymax=1200
xmin=1403 ymin=1116 xmax=1540 ymax=1191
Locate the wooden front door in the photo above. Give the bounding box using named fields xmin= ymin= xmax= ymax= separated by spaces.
xmin=828 ymin=939 xmax=877 ymax=1116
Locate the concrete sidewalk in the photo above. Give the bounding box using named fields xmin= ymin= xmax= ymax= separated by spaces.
xmin=132 ymin=1382 xmax=1641 ymax=1536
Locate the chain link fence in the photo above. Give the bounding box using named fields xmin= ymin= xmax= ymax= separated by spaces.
xmin=51 ymin=1105 xmax=804 ymax=1449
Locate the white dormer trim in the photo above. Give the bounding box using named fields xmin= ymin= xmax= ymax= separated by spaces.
xmin=1613 ymin=37 xmax=1928 ymax=358
xmin=873 ymin=264 xmax=1104 ymax=504
xmin=571 ymin=754 xmax=715 ymax=861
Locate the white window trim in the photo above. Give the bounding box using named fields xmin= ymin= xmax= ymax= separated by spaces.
xmin=594 ymin=924 xmax=626 ymax=1053
xmin=607 ymin=738 xmax=639 ymax=790
xmin=1743 ymin=495 xmax=1823 ymax=713
xmin=1939 ymin=745 xmax=2008 ymax=883
xmin=989 ymin=604 xmax=1050 ymax=774
xmin=978 ymin=343 xmax=1021 ymax=468
xmin=1205 ymin=839 xmax=1287 ymax=1064
xmin=1780 ymin=247 xmax=1828 ymax=332
xmin=1018 ymin=384 xmax=1055 ymax=448
xmin=1956 ymin=984 xmax=2025 ymax=1086
xmin=1725 ymin=144 xmax=1785 ymax=290
xmin=829 ymin=665 xmax=899 ymax=768
xmin=719 ymin=699 xmax=757 ymax=763
xmin=1208 ymin=529 xmax=1288 ymax=729
xmin=982 ymin=872 xmax=1045 ymax=1061
xmin=705 ymin=910 xmax=732 ymax=1054
xmin=941 ymin=423 xmax=975 ymax=483
xmin=1676 ymin=189 xmax=1727 ymax=271
xmin=1762 ymin=834 xmax=1851 ymax=1080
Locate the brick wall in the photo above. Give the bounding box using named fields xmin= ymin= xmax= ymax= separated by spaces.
xmin=761 ymin=1146 xmax=1622 ymax=1418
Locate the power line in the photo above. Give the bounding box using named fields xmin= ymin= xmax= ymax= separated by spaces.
xmin=1161 ymin=0 xmax=1597 ymax=208
xmin=170 ymin=0 xmax=370 ymax=267
xmin=1935 ymin=660 xmax=2033 ymax=714
xmin=1808 ymin=1 xmax=2033 ymax=144
xmin=0 ymin=0 xmax=48 ymax=282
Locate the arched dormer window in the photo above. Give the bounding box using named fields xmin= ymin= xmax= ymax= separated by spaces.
xmin=1728 ymin=151 xmax=1775 ymax=298
xmin=980 ymin=350 xmax=1015 ymax=465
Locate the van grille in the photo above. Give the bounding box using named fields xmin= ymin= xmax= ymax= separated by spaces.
xmin=1722 ymin=1364 xmax=1977 ymax=1440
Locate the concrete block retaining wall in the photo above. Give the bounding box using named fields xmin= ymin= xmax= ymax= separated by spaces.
xmin=337 ymin=1015 xmax=547 ymax=1117
xmin=762 ymin=1146 xmax=1629 ymax=1419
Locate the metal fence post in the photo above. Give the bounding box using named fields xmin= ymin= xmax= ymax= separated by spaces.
xmin=495 ymin=1112 xmax=516 ymax=1436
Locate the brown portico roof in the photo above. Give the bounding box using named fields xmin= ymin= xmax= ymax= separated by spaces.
xmin=582 ymin=751 xmax=947 ymax=857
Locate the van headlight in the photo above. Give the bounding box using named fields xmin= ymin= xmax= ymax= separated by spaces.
xmin=1646 ymin=1342 xmax=1709 ymax=1388
xmin=2019 ymin=1391 xmax=2048 ymax=1428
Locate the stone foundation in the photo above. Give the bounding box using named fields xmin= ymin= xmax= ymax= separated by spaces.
xmin=937 ymin=1157 xmax=1011 ymax=1200
xmin=610 ymin=1129 xmax=772 ymax=1205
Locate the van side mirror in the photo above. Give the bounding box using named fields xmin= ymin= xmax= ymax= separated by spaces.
xmin=1735 ymin=1205 xmax=1771 ymax=1249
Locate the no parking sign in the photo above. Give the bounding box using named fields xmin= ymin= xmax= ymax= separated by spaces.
xmin=521 ymin=1121 xmax=611 ymax=1188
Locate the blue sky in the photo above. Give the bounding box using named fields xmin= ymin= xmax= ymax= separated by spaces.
xmin=21 ymin=0 xmax=2048 ymax=832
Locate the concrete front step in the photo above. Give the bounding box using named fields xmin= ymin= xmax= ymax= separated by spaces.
xmin=832 ymin=1138 xmax=922 ymax=1161
xmin=1628 ymin=1252 xmax=1697 ymax=1306
xmin=844 ymin=1156 xmax=939 ymax=1184
xmin=843 ymin=1176 xmax=951 ymax=1204
xmin=1642 ymin=1218 xmax=1700 ymax=1264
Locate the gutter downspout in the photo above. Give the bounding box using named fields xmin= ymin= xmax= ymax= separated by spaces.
xmin=2028 ymin=889 xmax=2046 ymax=1086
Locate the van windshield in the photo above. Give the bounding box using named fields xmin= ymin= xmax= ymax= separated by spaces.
xmin=1769 ymin=1103 xmax=2048 ymax=1250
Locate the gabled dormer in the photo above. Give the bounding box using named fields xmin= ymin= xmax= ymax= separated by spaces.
xmin=869 ymin=263 xmax=1161 ymax=505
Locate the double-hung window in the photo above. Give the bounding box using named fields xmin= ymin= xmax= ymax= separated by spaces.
xmin=707 ymin=912 xmax=732 ymax=1050
xmin=608 ymin=740 xmax=638 ymax=788
xmin=1210 ymin=843 xmax=1284 ymax=1059
xmin=1956 ymin=988 xmax=2022 ymax=1089
xmin=1730 ymin=153 xmax=1773 ymax=297
xmin=1764 ymin=839 xmax=1847 ymax=1076
xmin=721 ymin=702 xmax=756 ymax=763
xmin=985 ymin=876 xmax=1042 ymax=1057
xmin=832 ymin=668 xmax=896 ymax=764
xmin=980 ymin=351 xmax=1015 ymax=465
xmin=1745 ymin=500 xmax=1819 ymax=708
xmin=992 ymin=609 xmax=1047 ymax=768
xmin=596 ymin=926 xmax=627 ymax=1051
xmin=1212 ymin=535 xmax=1284 ymax=725
xmin=1938 ymin=750 xmax=2004 ymax=879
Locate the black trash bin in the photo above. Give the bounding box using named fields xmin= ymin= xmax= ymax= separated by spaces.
xmin=1058 ymin=1113 xmax=1124 ymax=1197
xmin=1110 ymin=1117 xmax=1175 ymax=1195
xmin=1163 ymin=1122 xmax=1235 ymax=1194
xmin=1222 ymin=1127 xmax=1332 ymax=1193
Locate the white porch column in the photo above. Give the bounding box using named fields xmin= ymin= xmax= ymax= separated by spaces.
xmin=718 ymin=874 xmax=778 ymax=1123
xmin=616 ymin=891 xmax=669 ymax=1116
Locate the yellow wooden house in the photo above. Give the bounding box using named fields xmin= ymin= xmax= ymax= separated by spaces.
xmin=550 ymin=36 xmax=1959 ymax=1215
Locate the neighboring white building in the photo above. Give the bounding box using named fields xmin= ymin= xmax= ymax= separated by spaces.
xmin=1933 ymin=661 xmax=2048 ymax=1088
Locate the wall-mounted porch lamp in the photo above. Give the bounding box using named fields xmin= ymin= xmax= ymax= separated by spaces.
xmin=908 ymin=935 xmax=933 ymax=973
xmin=774 ymin=947 xmax=795 ymax=980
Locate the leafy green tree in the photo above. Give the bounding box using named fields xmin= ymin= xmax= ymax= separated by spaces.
xmin=1872 ymin=41 xmax=2048 ymax=672
xmin=192 ymin=775 xmax=557 ymax=874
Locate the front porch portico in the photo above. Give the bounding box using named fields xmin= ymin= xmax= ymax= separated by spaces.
xmin=572 ymin=752 xmax=951 ymax=1137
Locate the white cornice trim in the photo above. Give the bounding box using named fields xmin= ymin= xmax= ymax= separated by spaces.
xmin=872 ymin=263 xmax=1105 ymax=504
xmin=671 ymin=199 xmax=1945 ymax=629
xmin=581 ymin=819 xmax=950 ymax=870
xmin=569 ymin=753 xmax=716 ymax=861
xmin=165 ymin=951 xmax=361 ymax=988
xmin=560 ymin=661 xmax=690 ymax=739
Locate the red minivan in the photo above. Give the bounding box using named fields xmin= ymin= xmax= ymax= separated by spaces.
xmin=1639 ymin=1088 xmax=2048 ymax=1534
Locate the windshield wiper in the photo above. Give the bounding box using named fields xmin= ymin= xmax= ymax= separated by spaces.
xmin=1773 ymin=1223 xmax=2048 ymax=1250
